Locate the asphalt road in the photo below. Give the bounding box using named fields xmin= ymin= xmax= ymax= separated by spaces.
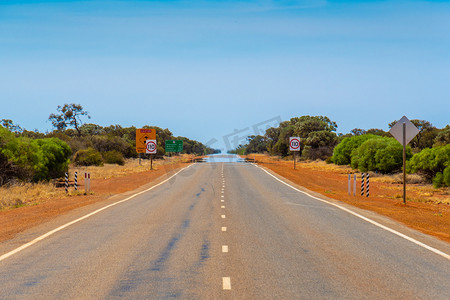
xmin=1 ymin=159 xmax=449 ymax=299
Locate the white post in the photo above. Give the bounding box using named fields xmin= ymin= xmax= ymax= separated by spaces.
xmin=348 ymin=174 xmax=351 ymax=195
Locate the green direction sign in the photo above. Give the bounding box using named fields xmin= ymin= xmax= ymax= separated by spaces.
xmin=165 ymin=140 xmax=183 ymax=153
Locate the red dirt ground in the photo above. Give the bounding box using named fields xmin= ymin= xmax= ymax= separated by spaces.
xmin=250 ymin=155 xmax=450 ymax=243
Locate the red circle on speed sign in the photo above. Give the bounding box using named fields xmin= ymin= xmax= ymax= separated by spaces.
xmin=146 ymin=141 xmax=157 ymax=153
xmin=290 ymin=138 xmax=300 ymax=150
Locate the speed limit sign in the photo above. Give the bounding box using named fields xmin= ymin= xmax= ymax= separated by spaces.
xmin=289 ymin=137 xmax=300 ymax=151
xmin=146 ymin=140 xmax=157 ymax=154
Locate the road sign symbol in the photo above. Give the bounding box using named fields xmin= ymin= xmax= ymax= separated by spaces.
xmin=289 ymin=137 xmax=301 ymax=151
xmin=136 ymin=129 xmax=156 ymax=153
xmin=165 ymin=140 xmax=183 ymax=153
xmin=146 ymin=140 xmax=157 ymax=154
xmin=389 ymin=116 xmax=419 ymax=146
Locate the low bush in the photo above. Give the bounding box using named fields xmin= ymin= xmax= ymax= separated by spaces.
xmin=444 ymin=166 xmax=450 ymax=187
xmin=433 ymin=172 xmax=444 ymax=188
xmin=332 ymin=134 xmax=379 ymax=165
xmin=1 ymin=127 xmax=71 ymax=182
xmin=408 ymin=144 xmax=450 ymax=183
xmin=351 ymin=137 xmax=411 ymax=173
xmin=73 ymin=148 xmax=103 ymax=166
xmin=102 ymin=150 xmax=125 ymax=165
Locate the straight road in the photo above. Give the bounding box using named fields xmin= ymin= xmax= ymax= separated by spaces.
xmin=1 ymin=158 xmax=449 ymax=299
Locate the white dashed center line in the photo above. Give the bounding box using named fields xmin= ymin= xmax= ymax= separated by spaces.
xmin=221 ymin=215 xmax=226 ymax=219
xmin=222 ymin=245 xmax=229 ymax=252
xmin=223 ymin=277 xmax=231 ymax=290
xmin=222 ymin=227 xmax=227 ymax=232
xmin=221 ymin=206 xmax=225 ymax=209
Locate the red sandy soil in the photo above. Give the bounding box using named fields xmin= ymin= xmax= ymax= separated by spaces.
xmin=0 ymin=162 xmax=186 ymax=243
xmin=249 ymin=155 xmax=450 ymax=243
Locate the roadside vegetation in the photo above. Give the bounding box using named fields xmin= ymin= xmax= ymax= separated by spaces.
xmin=0 ymin=103 xmax=218 ymax=209
xmin=230 ymin=116 xmax=449 ymax=189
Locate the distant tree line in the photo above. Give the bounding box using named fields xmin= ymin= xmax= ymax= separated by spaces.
xmin=0 ymin=103 xmax=217 ymax=185
xmin=230 ymin=116 xmax=449 ymax=188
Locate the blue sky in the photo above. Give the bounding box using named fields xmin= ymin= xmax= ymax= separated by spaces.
xmin=1 ymin=0 xmax=449 ymax=151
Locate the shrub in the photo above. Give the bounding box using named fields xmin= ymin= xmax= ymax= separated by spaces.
xmin=1 ymin=127 xmax=72 ymax=182
xmin=408 ymin=145 xmax=450 ymax=182
xmin=443 ymin=166 xmax=450 ymax=187
xmin=30 ymin=138 xmax=72 ymax=180
xmin=90 ymin=135 xmax=134 ymax=158
xmin=433 ymin=172 xmax=444 ymax=188
xmin=73 ymin=148 xmax=103 ymax=166
xmin=332 ymin=134 xmax=379 ymax=165
xmin=351 ymin=137 xmax=411 ymax=173
xmin=102 ymin=150 xmax=125 ymax=165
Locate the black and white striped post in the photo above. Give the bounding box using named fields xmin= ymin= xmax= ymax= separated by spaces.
xmin=74 ymin=172 xmax=78 ymax=191
xmin=64 ymin=172 xmax=69 ymax=193
xmin=366 ymin=173 xmax=370 ymax=197
xmin=361 ymin=173 xmax=365 ymax=196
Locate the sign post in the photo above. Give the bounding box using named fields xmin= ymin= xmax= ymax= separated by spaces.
xmin=389 ymin=116 xmax=419 ymax=204
xmin=136 ymin=128 xmax=156 ymax=165
xmin=289 ymin=137 xmax=301 ymax=169
xmin=146 ymin=140 xmax=157 ymax=170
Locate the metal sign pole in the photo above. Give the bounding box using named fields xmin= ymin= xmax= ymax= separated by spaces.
xmin=403 ymin=122 xmax=406 ymax=204
xmin=139 ymin=153 xmax=141 ymax=165
xmin=151 ymin=154 xmax=153 ymax=170
xmin=294 ymin=151 xmax=296 ymax=170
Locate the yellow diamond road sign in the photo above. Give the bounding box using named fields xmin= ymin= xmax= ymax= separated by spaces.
xmin=136 ymin=129 xmax=156 ymax=153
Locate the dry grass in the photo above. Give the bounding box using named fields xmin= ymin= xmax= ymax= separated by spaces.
xmin=0 ymin=155 xmax=192 ymax=210
xmin=71 ymin=156 xmax=191 ymax=180
xmin=252 ymin=154 xmax=450 ymax=206
xmin=0 ymin=182 xmax=67 ymax=210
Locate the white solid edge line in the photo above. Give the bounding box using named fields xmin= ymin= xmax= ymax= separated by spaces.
xmin=0 ymin=164 xmax=193 ymax=263
xmin=256 ymin=164 xmax=450 ymax=261
xmin=223 ymin=277 xmax=231 ymax=290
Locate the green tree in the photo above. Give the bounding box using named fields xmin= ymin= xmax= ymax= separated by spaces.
xmin=272 ymin=122 xmax=295 ymax=157
xmin=434 ymin=125 xmax=450 ymax=146
xmin=351 ymin=137 xmax=411 ymax=173
xmin=407 ymin=145 xmax=450 ymax=182
xmin=30 ymin=138 xmax=72 ymax=180
xmin=1 ymin=126 xmax=71 ymax=182
xmin=303 ymin=130 xmax=338 ymax=160
xmin=366 ymin=128 xmax=389 ymax=137
xmin=389 ymin=119 xmax=438 ymax=151
xmin=332 ymin=134 xmax=379 ymax=165
xmin=293 ymin=116 xmax=338 ymax=160
xmin=265 ymin=127 xmax=281 ymax=155
xmin=49 ymin=103 xmax=91 ymax=137
xmin=350 ymin=128 xmax=366 ymax=136
xmin=245 ymin=135 xmax=267 ymax=154
xmin=1 ymin=119 xmax=23 ymax=134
